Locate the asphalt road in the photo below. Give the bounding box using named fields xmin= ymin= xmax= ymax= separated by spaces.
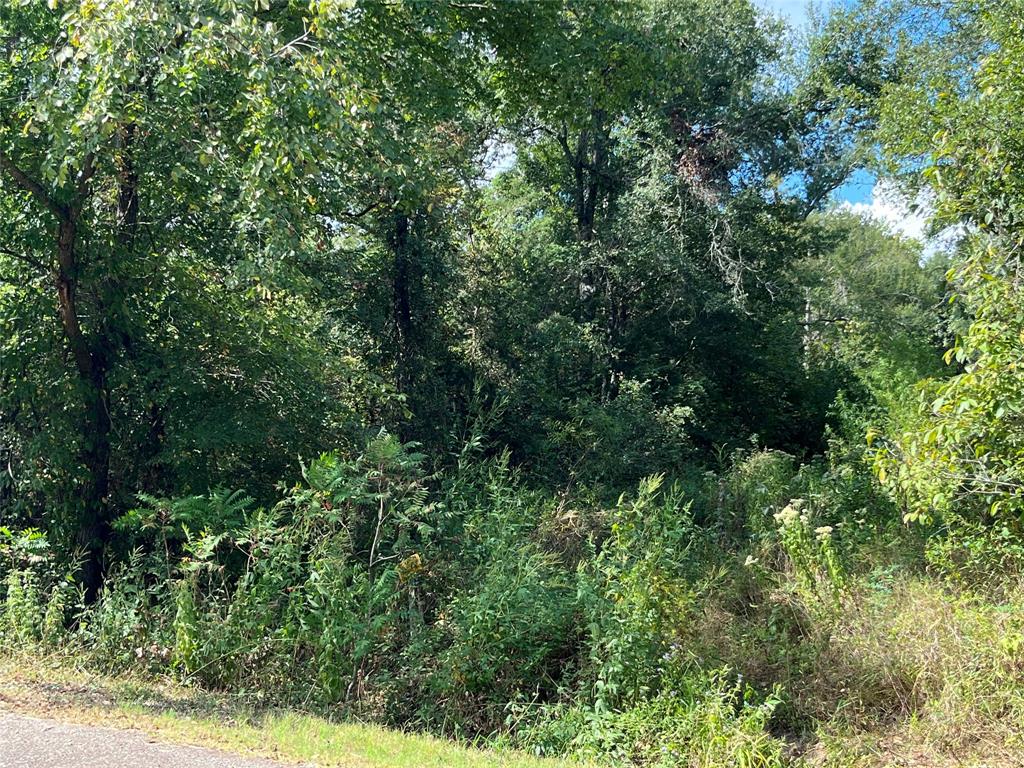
xmin=0 ymin=712 xmax=292 ymax=767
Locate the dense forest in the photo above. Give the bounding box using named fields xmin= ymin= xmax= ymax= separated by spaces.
xmin=1 ymin=1 xmax=1023 ymax=765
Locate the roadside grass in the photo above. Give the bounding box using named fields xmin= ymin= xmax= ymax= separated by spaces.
xmin=807 ymin=577 xmax=1024 ymax=766
xmin=695 ymin=570 xmax=1024 ymax=768
xmin=819 ymin=579 xmax=1024 ymax=768
xmin=2 ymin=575 xmax=1023 ymax=768
xmin=0 ymin=656 xmax=574 ymax=768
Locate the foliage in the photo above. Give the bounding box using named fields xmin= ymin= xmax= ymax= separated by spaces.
xmin=580 ymin=476 xmax=704 ymax=711
xmin=3 ymin=1 xmax=1024 ymax=766
xmin=0 ymin=527 xmax=74 ymax=650
xmin=772 ymin=499 xmax=845 ymax=604
xmin=522 ymin=670 xmax=786 ymax=768
xmin=864 ymin=2 xmax=1024 ymax=528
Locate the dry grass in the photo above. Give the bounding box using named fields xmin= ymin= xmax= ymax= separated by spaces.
xmin=695 ymin=569 xmax=1024 ymax=767
xmin=814 ymin=580 xmax=1024 ymax=749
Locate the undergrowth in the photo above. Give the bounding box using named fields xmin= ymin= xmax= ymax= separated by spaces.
xmin=2 ymin=440 xmax=1023 ymax=767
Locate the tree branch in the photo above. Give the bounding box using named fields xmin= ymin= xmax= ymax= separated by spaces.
xmin=0 ymin=245 xmax=49 ymax=274
xmin=0 ymin=148 xmax=68 ymax=221
xmin=75 ymin=152 xmax=96 ymax=204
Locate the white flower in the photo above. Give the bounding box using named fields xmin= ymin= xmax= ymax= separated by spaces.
xmin=773 ymin=504 xmax=799 ymax=526
xmin=744 ymin=555 xmax=759 ymax=567
xmin=814 ymin=525 xmax=834 ymax=541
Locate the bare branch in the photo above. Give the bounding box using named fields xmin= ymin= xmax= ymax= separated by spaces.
xmin=340 ymin=200 xmax=382 ymax=221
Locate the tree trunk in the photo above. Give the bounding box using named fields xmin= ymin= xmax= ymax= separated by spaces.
xmin=1 ymin=149 xmax=109 ymax=600
xmin=56 ymin=217 xmax=112 ymax=603
xmin=388 ymin=210 xmax=414 ymax=438
xmin=563 ymin=114 xmax=621 ymax=401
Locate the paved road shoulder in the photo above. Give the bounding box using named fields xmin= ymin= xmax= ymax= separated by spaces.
xmin=0 ymin=711 xmax=292 ymax=768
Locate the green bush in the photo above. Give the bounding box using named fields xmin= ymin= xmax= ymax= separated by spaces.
xmin=435 ymin=542 xmax=577 ymax=729
xmin=772 ymin=498 xmax=845 ymax=605
xmin=546 ymin=380 xmax=694 ymax=492
xmin=79 ymin=553 xmax=171 ymax=672
xmin=521 ymin=669 xmax=786 ymax=767
xmin=580 ymin=475 xmax=705 ymax=711
xmin=0 ymin=528 xmax=74 ymax=652
xmin=714 ymin=449 xmax=799 ymax=539
xmin=925 ymin=514 xmax=1024 ymax=590
xmin=7 ymin=433 xmax=1021 ymax=766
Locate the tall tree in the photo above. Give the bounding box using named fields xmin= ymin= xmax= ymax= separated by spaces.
xmin=0 ymin=0 xmax=381 ymax=596
xmin=453 ymin=0 xmax=859 ymax=484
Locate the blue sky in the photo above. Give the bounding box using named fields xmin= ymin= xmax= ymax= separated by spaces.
xmin=758 ymin=0 xmax=815 ymax=24
xmin=834 ymin=169 xmax=876 ymax=206
xmin=758 ymin=0 xmax=876 ymax=207
xmin=754 ymin=0 xmax=947 ymax=249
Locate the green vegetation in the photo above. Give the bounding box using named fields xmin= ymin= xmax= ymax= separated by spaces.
xmin=1 ymin=0 xmax=1023 ymax=766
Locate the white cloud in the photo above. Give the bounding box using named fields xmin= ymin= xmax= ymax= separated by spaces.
xmin=841 ymin=180 xmax=928 ymax=240
xmin=839 ymin=180 xmax=965 ymax=259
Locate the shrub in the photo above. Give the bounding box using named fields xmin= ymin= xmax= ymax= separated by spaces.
xmin=545 ymin=380 xmax=694 ymax=492
xmin=580 ymin=475 xmax=704 ymax=711
xmin=925 ymin=514 xmax=1024 ymax=590
xmin=521 ymin=669 xmax=786 ymax=767
xmin=78 ymin=552 xmax=171 ymax=672
xmin=3 ymin=568 xmax=40 ymax=647
xmin=713 ymin=449 xmax=799 ymax=539
xmin=435 ymin=542 xmax=577 ymax=730
xmin=0 ymin=527 xmax=74 ymax=651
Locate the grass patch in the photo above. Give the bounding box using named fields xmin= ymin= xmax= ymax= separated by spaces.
xmin=688 ymin=570 xmax=1024 ymax=768
xmin=0 ymin=656 xmax=574 ymax=768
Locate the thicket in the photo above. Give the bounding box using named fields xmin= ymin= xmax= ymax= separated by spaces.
xmin=2 ymin=0 xmax=1024 ymax=766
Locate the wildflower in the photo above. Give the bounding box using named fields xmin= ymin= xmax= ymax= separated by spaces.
xmin=743 ymin=555 xmax=759 ymax=567
xmin=814 ymin=525 xmax=833 ymax=541
xmin=773 ymin=504 xmax=799 ymax=526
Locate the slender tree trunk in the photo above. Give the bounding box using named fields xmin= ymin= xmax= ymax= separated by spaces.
xmin=56 ymin=218 xmax=112 ymax=602
xmin=140 ymin=401 xmax=167 ymax=494
xmin=114 ymin=124 xmax=166 ymax=495
xmin=388 ymin=210 xmax=415 ymax=439
xmin=1 ymin=149 xmax=109 ymax=600
xmin=563 ymin=113 xmax=621 ymax=401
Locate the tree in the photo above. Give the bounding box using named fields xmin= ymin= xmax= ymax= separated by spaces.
xmin=451 ymin=0 xmax=864 ymax=485
xmin=796 ymin=211 xmax=948 ymax=384
xmin=0 ymin=0 xmax=581 ymax=595
xmin=0 ymin=0 xmax=390 ymax=596
xmin=857 ymin=2 xmax=1024 ymax=524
